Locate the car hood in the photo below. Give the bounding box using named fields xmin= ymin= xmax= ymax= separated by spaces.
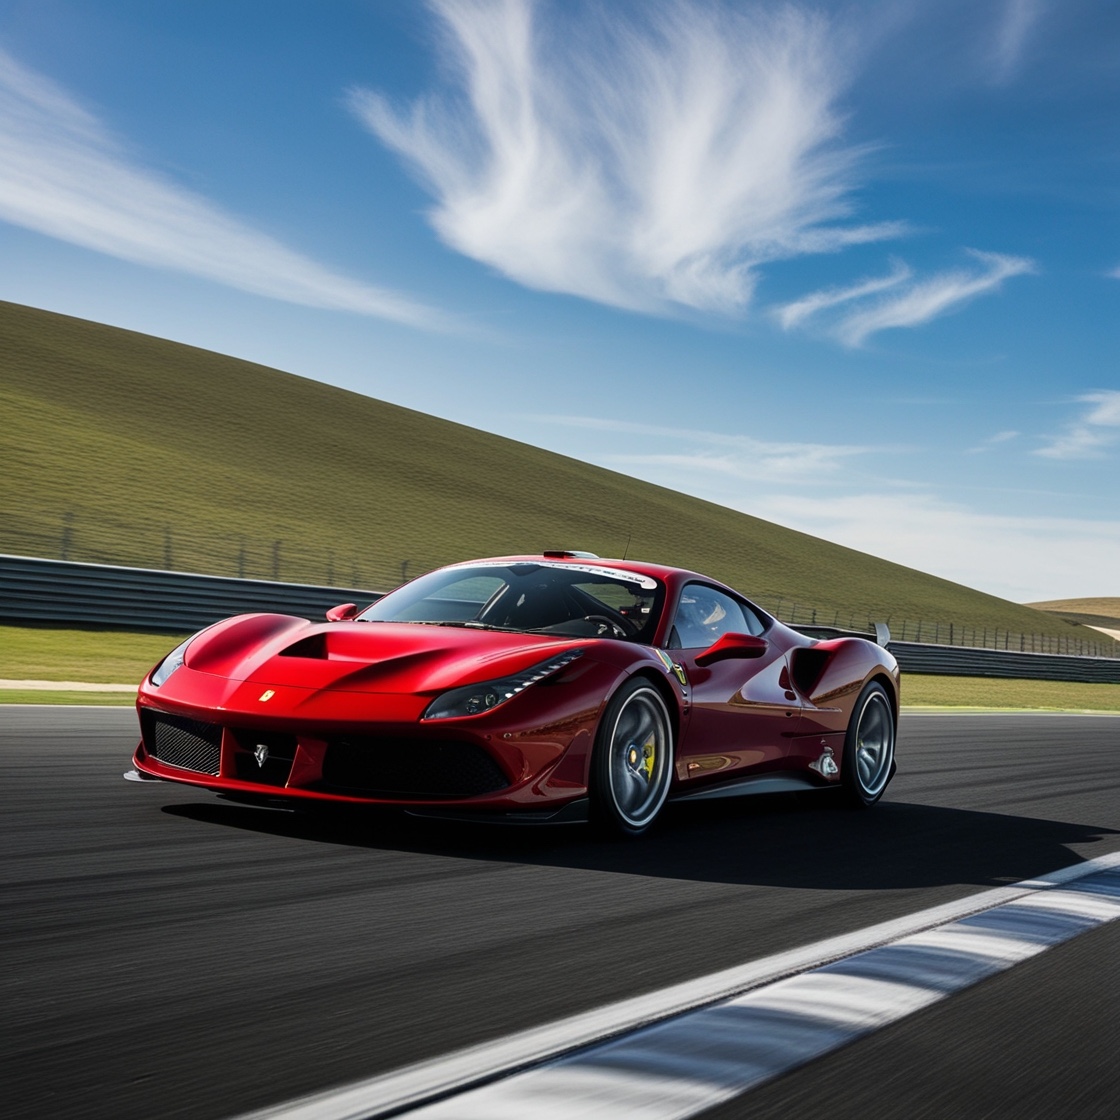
xmin=181 ymin=614 xmax=589 ymax=696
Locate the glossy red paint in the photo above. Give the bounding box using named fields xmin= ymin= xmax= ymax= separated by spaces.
xmin=130 ymin=554 xmax=900 ymax=832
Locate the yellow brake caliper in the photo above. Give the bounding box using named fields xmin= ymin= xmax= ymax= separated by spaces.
xmin=628 ymin=742 xmax=656 ymax=781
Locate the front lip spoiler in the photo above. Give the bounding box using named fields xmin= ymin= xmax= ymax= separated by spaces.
xmin=404 ymin=797 xmax=591 ymax=826
xmin=123 ymin=768 xmax=166 ymax=783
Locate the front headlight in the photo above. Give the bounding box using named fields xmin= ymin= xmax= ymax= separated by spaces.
xmin=149 ymin=635 xmax=195 ymax=688
xmin=423 ymin=649 xmax=583 ymax=720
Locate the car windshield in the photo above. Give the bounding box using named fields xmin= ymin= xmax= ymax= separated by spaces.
xmin=357 ymin=562 xmax=664 ymax=642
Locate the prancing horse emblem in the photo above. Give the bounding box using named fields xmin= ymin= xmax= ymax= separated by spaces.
xmin=254 ymin=743 xmax=270 ymax=768
xmin=258 ymin=689 xmax=275 ymax=702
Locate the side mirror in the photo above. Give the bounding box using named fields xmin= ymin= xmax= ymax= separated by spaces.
xmin=695 ymin=632 xmax=768 ymax=666
xmin=325 ymin=602 xmax=359 ymax=622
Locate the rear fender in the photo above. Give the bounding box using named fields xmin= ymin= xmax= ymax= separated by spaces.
xmin=792 ymin=638 xmax=898 ymax=734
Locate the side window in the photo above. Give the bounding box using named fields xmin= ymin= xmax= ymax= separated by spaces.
xmin=668 ymin=584 xmax=763 ymax=649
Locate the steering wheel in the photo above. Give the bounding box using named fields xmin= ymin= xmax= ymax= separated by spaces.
xmin=583 ymin=614 xmax=637 ymax=638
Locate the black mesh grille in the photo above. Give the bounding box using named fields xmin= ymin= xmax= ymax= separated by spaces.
xmin=143 ymin=711 xmax=222 ymax=775
xmin=321 ymin=738 xmax=509 ymax=799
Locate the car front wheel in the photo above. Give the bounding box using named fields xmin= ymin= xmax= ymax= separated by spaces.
xmin=591 ymin=678 xmax=674 ymax=836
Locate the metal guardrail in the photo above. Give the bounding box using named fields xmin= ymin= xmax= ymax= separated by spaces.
xmin=887 ymin=641 xmax=1120 ymax=684
xmin=0 ymin=554 xmax=382 ymax=633
xmin=773 ymin=624 xmax=1120 ymax=685
xmin=3 ymin=554 xmax=1119 ymax=683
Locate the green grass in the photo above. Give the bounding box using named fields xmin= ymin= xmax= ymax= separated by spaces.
xmin=0 ymin=690 xmax=135 ymax=706
xmin=0 ymin=299 xmax=1112 ymax=648
xmin=0 ymin=622 xmax=1117 ymax=713
xmin=0 ymin=623 xmax=184 ymax=683
xmin=901 ymin=675 xmax=1120 ymax=712
xmin=1029 ymin=597 xmax=1120 ymax=620
xmin=1028 ymin=598 xmax=1120 ymax=630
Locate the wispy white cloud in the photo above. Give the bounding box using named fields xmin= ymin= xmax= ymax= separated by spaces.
xmin=836 ymin=250 xmax=1036 ymax=345
xmin=966 ymin=429 xmax=1020 ymax=455
xmin=780 ymin=249 xmax=1035 ymax=347
xmin=520 ymin=412 xmax=1118 ymax=601
xmin=350 ymin=0 xmax=902 ymax=316
xmin=528 ymin=412 xmax=1118 ymax=601
xmin=749 ymin=489 xmax=1120 ymax=603
xmin=1035 ymin=390 xmax=1120 ymax=460
xmin=773 ymin=259 xmax=911 ymax=330
xmin=0 ymin=46 xmax=444 ymax=328
xmin=524 ymin=413 xmax=878 ymax=484
xmin=991 ymin=0 xmax=1046 ymax=84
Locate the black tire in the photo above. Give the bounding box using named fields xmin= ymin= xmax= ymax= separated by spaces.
xmin=590 ymin=678 xmax=674 ymax=836
xmin=841 ymin=681 xmax=896 ymax=807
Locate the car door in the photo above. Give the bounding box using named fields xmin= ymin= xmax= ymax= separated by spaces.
xmin=666 ymin=583 xmax=801 ymax=784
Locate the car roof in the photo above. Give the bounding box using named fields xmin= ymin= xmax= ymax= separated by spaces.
xmin=455 ymin=554 xmax=720 ymax=587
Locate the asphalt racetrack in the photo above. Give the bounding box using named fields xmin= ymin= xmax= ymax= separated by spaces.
xmin=4 ymin=706 xmax=1119 ymax=1120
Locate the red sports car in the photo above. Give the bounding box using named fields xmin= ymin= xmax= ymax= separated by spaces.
xmin=127 ymin=552 xmax=899 ymax=835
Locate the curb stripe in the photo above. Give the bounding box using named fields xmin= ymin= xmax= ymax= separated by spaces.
xmin=232 ymin=851 xmax=1120 ymax=1120
xmin=409 ymin=867 xmax=1120 ymax=1119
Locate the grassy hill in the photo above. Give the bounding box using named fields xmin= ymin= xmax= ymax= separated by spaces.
xmin=1029 ymin=598 xmax=1120 ymax=631
xmin=0 ymin=299 xmax=1109 ymax=648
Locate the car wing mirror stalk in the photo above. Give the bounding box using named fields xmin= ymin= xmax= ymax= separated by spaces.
xmin=325 ymin=602 xmax=359 ymax=622
xmin=694 ymin=632 xmax=768 ymax=666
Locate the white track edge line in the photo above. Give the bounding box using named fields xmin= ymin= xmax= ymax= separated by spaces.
xmin=231 ymin=849 xmax=1120 ymax=1120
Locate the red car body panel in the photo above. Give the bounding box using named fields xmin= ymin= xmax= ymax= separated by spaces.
xmin=131 ymin=554 xmax=900 ymax=820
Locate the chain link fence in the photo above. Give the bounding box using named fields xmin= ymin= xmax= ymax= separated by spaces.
xmin=751 ymin=597 xmax=1120 ymax=661
xmin=5 ymin=510 xmax=1118 ymax=660
xmin=2 ymin=508 xmax=429 ymax=599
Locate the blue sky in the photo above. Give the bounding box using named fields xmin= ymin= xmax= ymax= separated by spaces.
xmin=1 ymin=0 xmax=1117 ymax=603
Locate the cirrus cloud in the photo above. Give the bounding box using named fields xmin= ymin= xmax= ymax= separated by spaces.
xmin=751 ymin=488 xmax=1120 ymax=604
xmin=350 ymin=0 xmax=903 ymax=317
xmin=1035 ymin=390 xmax=1120 ymax=460
xmin=0 ymin=46 xmax=445 ymax=328
xmin=526 ymin=412 xmax=879 ymax=484
xmin=774 ymin=249 xmax=1036 ymax=347
xmin=990 ymin=0 xmax=1046 ymax=84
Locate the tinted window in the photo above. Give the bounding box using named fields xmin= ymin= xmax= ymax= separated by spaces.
xmin=668 ymin=584 xmax=764 ymax=649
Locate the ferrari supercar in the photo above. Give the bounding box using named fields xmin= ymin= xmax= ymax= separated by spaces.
xmin=127 ymin=552 xmax=899 ymax=835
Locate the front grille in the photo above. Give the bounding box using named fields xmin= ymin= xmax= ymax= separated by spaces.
xmin=143 ymin=711 xmax=222 ymax=775
xmin=321 ymin=738 xmax=509 ymax=799
xmin=231 ymin=730 xmax=298 ymax=787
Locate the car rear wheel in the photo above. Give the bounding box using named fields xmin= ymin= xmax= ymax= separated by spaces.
xmin=591 ymin=678 xmax=673 ymax=836
xmin=841 ymin=681 xmax=895 ymax=807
